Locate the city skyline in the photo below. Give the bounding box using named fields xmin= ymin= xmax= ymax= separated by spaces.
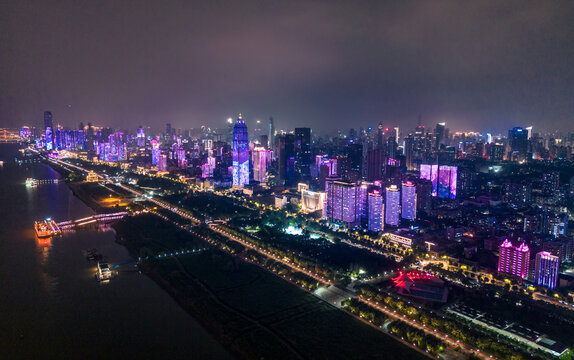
xmin=2 ymin=1 xmax=574 ymax=133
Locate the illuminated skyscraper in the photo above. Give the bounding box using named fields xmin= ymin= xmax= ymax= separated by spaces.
xmin=177 ymin=147 xmax=187 ymax=168
xmin=508 ymin=127 xmax=528 ymax=160
xmin=367 ymin=191 xmax=384 ymax=232
xmin=435 ymin=122 xmax=446 ymax=150
xmin=277 ymin=134 xmax=295 ymax=186
xmin=252 ymin=147 xmax=271 ymax=183
xmin=421 ymin=164 xmax=457 ymax=199
xmin=325 ymin=181 xmax=365 ymax=228
xmin=44 ymin=111 xmax=54 ymax=151
xmin=295 ymin=127 xmax=311 ymax=182
xmin=158 ymin=154 xmax=168 ymax=172
xmin=268 ymin=117 xmax=275 ymax=152
xmin=384 ymin=185 xmax=400 ymax=226
xmin=137 ymin=126 xmax=145 ymax=147
xmin=498 ymin=239 xmax=530 ymax=279
xmin=201 ymin=155 xmax=216 ymax=178
xmin=401 ymin=181 xmax=417 ymax=220
xmin=151 ymin=139 xmax=160 ymax=166
xmin=232 ymin=114 xmax=249 ymax=187
xmin=534 ymin=251 xmax=559 ymax=289
xmin=438 ymin=165 xmax=457 ymax=199
xmin=419 ymin=164 xmax=439 ymax=196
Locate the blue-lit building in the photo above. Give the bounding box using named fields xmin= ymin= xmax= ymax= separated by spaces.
xmin=401 ymin=181 xmax=417 ymax=220
xmin=232 ymin=114 xmax=249 ymax=187
xmin=534 ymin=251 xmax=559 ymax=289
xmin=385 ymin=185 xmax=400 ymax=226
xmin=367 ymin=191 xmax=384 ymax=232
xmin=151 ymin=139 xmax=160 ymax=166
xmin=44 ymin=111 xmax=54 ymax=151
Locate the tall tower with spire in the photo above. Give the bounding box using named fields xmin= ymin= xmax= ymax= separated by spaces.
xmin=233 ymin=114 xmax=249 ymax=187
xmin=268 ymin=117 xmax=275 ymax=152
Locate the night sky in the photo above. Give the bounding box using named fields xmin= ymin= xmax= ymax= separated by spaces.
xmin=1 ymin=1 xmax=573 ymax=134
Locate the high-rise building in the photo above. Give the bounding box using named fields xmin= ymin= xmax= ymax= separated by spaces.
xmin=366 ymin=148 xmax=384 ymax=181
xmin=508 ymin=127 xmax=529 ymax=160
xmin=44 ymin=111 xmax=54 ymax=151
xmin=158 ymin=154 xmax=168 ymax=172
xmin=295 ymin=128 xmax=311 ymax=182
xmin=534 ymin=251 xmax=559 ymax=289
xmin=435 ymin=122 xmax=446 ymax=150
xmin=542 ymin=172 xmax=560 ymax=196
xmin=415 ymin=179 xmax=433 ymax=215
xmin=403 ymin=135 xmax=415 ymax=171
xmin=419 ymin=164 xmax=439 ymax=197
xmin=137 ymin=126 xmax=145 ymax=147
xmin=324 ymin=181 xmax=366 ymax=228
xmin=438 ymin=165 xmax=457 ymax=199
xmin=498 ymin=239 xmax=530 ymax=279
xmin=252 ymin=147 xmax=272 ymax=183
xmin=232 ymin=114 xmax=249 ymax=187
xmin=504 ymin=182 xmax=532 ymax=208
xmin=151 ymin=139 xmax=160 ymax=166
xmin=177 ymin=148 xmax=187 ymax=168
xmin=277 ymin=134 xmax=296 ymax=186
xmin=367 ymin=191 xmax=384 ymax=232
xmin=401 ymin=181 xmax=417 ymax=220
xmin=268 ymin=117 xmax=275 ymax=152
xmin=201 ymin=156 xmax=216 ymax=178
xmin=166 ymin=123 xmax=172 ymax=138
xmin=384 ymin=185 xmax=400 ymax=226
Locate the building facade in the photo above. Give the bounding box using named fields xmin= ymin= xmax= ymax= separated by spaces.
xmin=232 ymin=114 xmax=249 ymax=187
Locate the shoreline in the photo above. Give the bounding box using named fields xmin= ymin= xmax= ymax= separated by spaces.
xmin=47 ymin=169 xmax=249 ymax=359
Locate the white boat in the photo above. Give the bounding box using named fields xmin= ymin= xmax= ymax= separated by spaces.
xmin=96 ymin=262 xmax=112 ymax=281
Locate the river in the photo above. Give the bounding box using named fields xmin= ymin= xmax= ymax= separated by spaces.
xmin=0 ymin=144 xmax=232 ymax=360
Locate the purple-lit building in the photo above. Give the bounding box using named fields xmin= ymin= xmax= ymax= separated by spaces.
xmin=420 ymin=164 xmax=457 ymax=199
xmin=438 ymin=165 xmax=457 ymax=199
xmin=401 ymin=181 xmax=417 ymax=220
xmin=19 ymin=126 xmax=30 ymax=139
xmin=158 ymin=154 xmax=168 ymax=172
xmin=232 ymin=114 xmax=249 ymax=187
xmin=384 ymin=185 xmax=400 ymax=227
xmin=367 ymin=191 xmax=384 ymax=232
xmin=420 ymin=164 xmax=438 ymax=196
xmin=151 ymin=138 xmax=160 ymax=166
xmin=534 ymin=251 xmax=559 ymax=289
xmin=324 ymin=181 xmax=366 ymax=228
xmin=44 ymin=111 xmax=54 ymax=151
xmin=498 ymin=239 xmax=530 ymax=279
xmin=177 ymin=147 xmax=186 ymax=168
xmin=137 ymin=126 xmax=145 ymax=147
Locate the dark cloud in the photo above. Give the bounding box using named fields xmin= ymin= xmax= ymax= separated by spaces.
xmin=1 ymin=0 xmax=573 ymax=134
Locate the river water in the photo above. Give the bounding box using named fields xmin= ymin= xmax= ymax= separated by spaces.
xmin=0 ymin=144 xmax=231 ymax=360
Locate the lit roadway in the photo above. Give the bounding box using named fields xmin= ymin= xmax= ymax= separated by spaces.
xmin=208 ymin=224 xmax=335 ymax=287
xmin=48 ymin=155 xmax=492 ymax=360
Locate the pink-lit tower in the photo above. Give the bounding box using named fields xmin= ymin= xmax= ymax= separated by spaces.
xmin=498 ymin=239 xmax=530 ymax=279
xmin=252 ymin=147 xmax=272 ymax=183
